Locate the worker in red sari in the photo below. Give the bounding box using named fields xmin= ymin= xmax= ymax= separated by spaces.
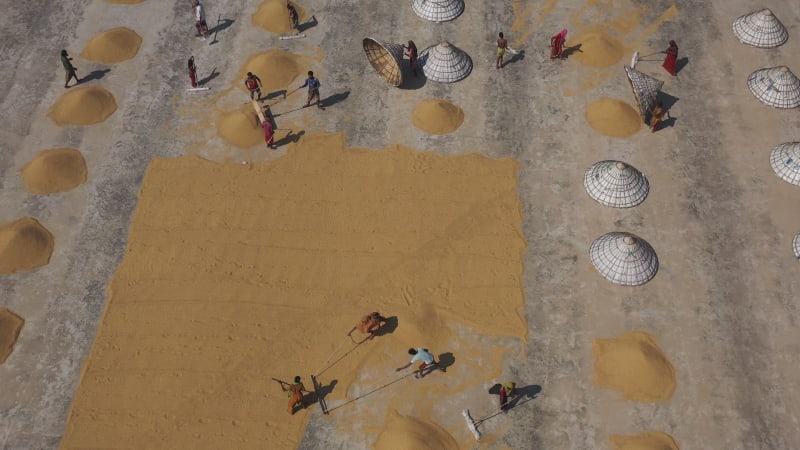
xmin=188 ymin=56 xmax=197 ymax=88
xmin=662 ymin=40 xmax=678 ymax=76
xmin=550 ymin=29 xmax=568 ymax=59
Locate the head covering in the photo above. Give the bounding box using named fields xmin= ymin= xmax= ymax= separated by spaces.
xmin=558 ymin=29 xmax=568 ymax=40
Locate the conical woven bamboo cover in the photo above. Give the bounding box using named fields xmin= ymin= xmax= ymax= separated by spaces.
xmin=363 ymin=37 xmax=405 ymax=87
xmin=589 ymin=232 xmax=658 ymax=286
xmin=584 ymin=161 xmax=649 ymax=208
xmin=747 ymin=67 xmax=800 ymax=109
xmin=624 ymin=65 xmax=664 ymax=121
xmin=412 ymin=0 xmax=464 ymax=22
xmin=419 ymin=42 xmax=472 ymax=83
xmin=793 ymin=233 xmax=800 ymax=261
xmin=770 ymin=142 xmax=800 ymax=186
xmin=732 ymin=9 xmax=788 ymax=48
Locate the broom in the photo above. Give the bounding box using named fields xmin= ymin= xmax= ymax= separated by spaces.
xmin=631 ymin=50 xmax=662 ymax=68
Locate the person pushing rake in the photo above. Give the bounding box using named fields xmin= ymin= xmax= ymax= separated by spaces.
xmin=396 ymin=348 xmax=445 ymax=379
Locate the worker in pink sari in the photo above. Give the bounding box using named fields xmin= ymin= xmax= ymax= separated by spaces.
xmin=550 ymin=29 xmax=568 ymax=59
xmin=263 ymin=118 xmax=276 ymax=149
xmin=662 ymin=40 xmax=678 ymax=76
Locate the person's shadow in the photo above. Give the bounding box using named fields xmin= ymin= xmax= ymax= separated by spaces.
xmin=561 ymin=43 xmax=583 ymax=59
xmin=209 ymin=18 xmax=234 ymax=35
xmin=675 ymin=57 xmax=688 ymax=74
xmin=400 ymin=70 xmax=427 ymax=90
xmin=264 ymin=89 xmax=287 ymax=101
xmin=273 ymin=129 xmax=305 ymax=148
xmin=198 ymin=67 xmax=218 ymax=86
xmin=374 ymin=316 xmax=398 ymax=337
xmin=209 ymin=18 xmax=235 ymax=45
xmin=320 ymin=90 xmax=350 ymax=108
xmin=80 ymin=69 xmax=111 ymax=83
xmin=504 ymin=50 xmax=525 ymax=67
xmin=306 ymin=379 xmax=337 ymax=406
xmin=298 ymin=15 xmax=317 ymax=33
xmin=437 ymin=352 xmax=455 ymax=371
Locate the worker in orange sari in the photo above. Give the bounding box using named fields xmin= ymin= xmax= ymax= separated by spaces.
xmin=347 ymin=312 xmax=388 ymax=341
xmin=550 ymin=29 xmax=568 ymax=59
xmin=662 ymin=40 xmax=678 ymax=76
xmin=283 ymin=376 xmax=307 ymax=414
xmin=649 ymin=102 xmax=666 ymax=133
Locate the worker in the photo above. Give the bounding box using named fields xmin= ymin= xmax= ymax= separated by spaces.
xmin=497 ymin=381 xmax=517 ymax=413
xmin=282 ymin=375 xmax=307 ymax=414
xmin=287 ymin=3 xmax=299 ymax=32
xmin=60 ymin=50 xmax=81 ymax=89
xmin=188 ymin=56 xmax=197 ymax=88
xmin=649 ymin=102 xmax=666 ymax=133
xmin=347 ymin=312 xmax=388 ymax=341
xmin=192 ymin=1 xmax=210 ymax=40
xmin=245 ymin=72 xmax=263 ymax=100
xmin=299 ymin=70 xmax=321 ymax=108
xmin=496 ymin=32 xmax=507 ymax=69
xmin=396 ymin=348 xmax=446 ymax=379
xmin=550 ymin=29 xmax=568 ymax=59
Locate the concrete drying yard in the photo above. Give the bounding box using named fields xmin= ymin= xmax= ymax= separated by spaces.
xmin=1 ymin=0 xmax=800 ymax=449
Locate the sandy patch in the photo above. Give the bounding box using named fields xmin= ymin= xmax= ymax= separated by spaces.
xmin=610 ymin=431 xmax=680 ymax=450
xmin=412 ymin=99 xmax=464 ymax=135
xmin=21 ymin=148 xmax=87 ymax=194
xmin=48 ymin=86 xmax=117 ymax=126
xmin=0 ymin=308 xmax=24 ymax=364
xmin=0 ymin=217 xmax=55 ymax=274
xmin=60 ymin=132 xmax=525 ymax=448
xmin=374 ymin=410 xmax=458 ymax=449
xmin=238 ymin=49 xmax=313 ymax=94
xmin=593 ymin=331 xmax=676 ymax=402
xmin=568 ymin=27 xmax=625 ymax=68
xmin=81 ymin=27 xmax=142 ymax=64
xmin=252 ymin=0 xmax=306 ymax=34
xmin=216 ymin=104 xmax=263 ymax=149
xmin=585 ymin=98 xmax=641 ymax=137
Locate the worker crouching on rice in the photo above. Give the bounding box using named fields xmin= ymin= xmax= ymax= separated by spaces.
xmin=347 ymin=312 xmax=387 ymax=341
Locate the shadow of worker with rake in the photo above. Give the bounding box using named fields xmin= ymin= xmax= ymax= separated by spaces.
xmin=273 ymin=130 xmax=305 ymax=149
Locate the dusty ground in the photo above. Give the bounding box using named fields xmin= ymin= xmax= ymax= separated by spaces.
xmin=1 ymin=0 xmax=800 ymax=449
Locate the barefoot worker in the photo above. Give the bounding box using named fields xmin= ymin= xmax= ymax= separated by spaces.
xmin=188 ymin=56 xmax=198 ymax=88
xmin=405 ymin=40 xmax=419 ymax=77
xmin=280 ymin=376 xmax=307 ymax=415
xmin=245 ymin=72 xmax=263 ymax=100
xmin=263 ymin=116 xmax=276 ymax=149
xmin=496 ymin=32 xmax=508 ymax=69
xmin=287 ymin=3 xmax=299 ymax=32
xmin=649 ymin=102 xmax=666 ymax=133
xmin=497 ymin=381 xmax=517 ymax=413
xmin=192 ymin=1 xmax=210 ymax=40
xmin=550 ymin=29 xmax=568 ymax=59
xmin=60 ymin=50 xmax=81 ymax=88
xmin=347 ymin=312 xmax=388 ymax=341
xmin=662 ymin=40 xmax=678 ymax=76
xmin=396 ymin=348 xmax=446 ymax=379
xmin=299 ymin=71 xmax=322 ymax=109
